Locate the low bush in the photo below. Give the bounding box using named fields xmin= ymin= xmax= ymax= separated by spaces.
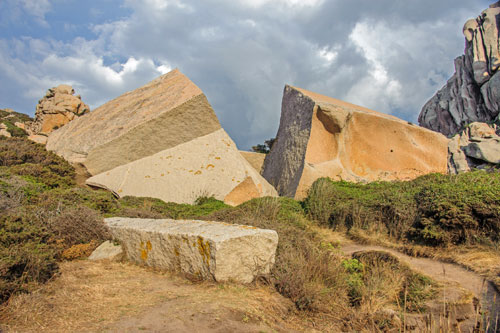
xmin=0 ymin=137 xmax=75 ymax=188
xmin=305 ymin=171 xmax=500 ymax=247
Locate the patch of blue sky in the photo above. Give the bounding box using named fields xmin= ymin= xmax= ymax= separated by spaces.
xmin=0 ymin=0 xmax=131 ymax=43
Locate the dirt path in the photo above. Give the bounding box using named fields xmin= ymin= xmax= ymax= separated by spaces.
xmin=341 ymin=243 xmax=500 ymax=328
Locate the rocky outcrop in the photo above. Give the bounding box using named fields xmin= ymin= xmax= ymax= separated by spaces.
xmin=86 ymin=129 xmax=277 ymax=206
xmin=448 ymin=122 xmax=500 ymax=173
xmin=0 ymin=108 xmax=32 ymax=138
xmin=262 ymin=85 xmax=449 ymax=199
xmin=104 ymin=217 xmax=279 ymax=283
xmin=30 ymin=85 xmax=89 ymax=138
xmin=419 ymin=2 xmax=500 ymax=137
xmin=47 ymin=69 xmax=221 ymax=176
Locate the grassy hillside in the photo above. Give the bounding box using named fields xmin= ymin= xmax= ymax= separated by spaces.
xmin=0 ymin=109 xmax=31 ymax=137
xmin=1 ymin=136 xmax=499 ymax=330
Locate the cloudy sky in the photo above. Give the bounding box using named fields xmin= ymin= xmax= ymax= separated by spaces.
xmin=0 ymin=0 xmax=493 ymax=149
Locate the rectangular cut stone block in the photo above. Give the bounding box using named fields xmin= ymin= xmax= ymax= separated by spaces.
xmin=105 ymin=217 xmax=278 ymax=283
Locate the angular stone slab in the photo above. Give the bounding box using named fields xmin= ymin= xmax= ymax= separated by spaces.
xmin=86 ymin=128 xmax=277 ymax=206
xmin=88 ymin=241 xmax=124 ymax=261
xmin=263 ymin=85 xmax=449 ymax=199
xmin=47 ymin=69 xmax=221 ymax=175
xmin=105 ymin=217 xmax=278 ymax=283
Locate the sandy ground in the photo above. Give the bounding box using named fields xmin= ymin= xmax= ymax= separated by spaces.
xmin=0 ymin=261 xmax=306 ymax=333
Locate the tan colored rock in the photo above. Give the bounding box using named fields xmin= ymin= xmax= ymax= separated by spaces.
xmin=86 ymin=129 xmax=277 ymax=206
xmin=262 ymin=85 xmax=449 ymax=199
xmin=47 ymin=69 xmax=222 ymax=176
xmin=0 ymin=123 xmax=11 ymax=138
xmin=240 ymin=151 xmax=266 ymax=173
xmin=28 ymin=134 xmax=48 ymax=145
xmin=14 ymin=122 xmax=25 ymax=130
xmin=30 ymin=84 xmax=89 ymax=136
xmin=104 ymin=217 xmax=278 ymax=283
xmin=88 ymin=241 xmax=124 ymax=261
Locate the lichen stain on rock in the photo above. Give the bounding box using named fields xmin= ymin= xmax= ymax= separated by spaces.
xmin=140 ymin=240 xmax=152 ymax=261
xmin=206 ymin=164 xmax=215 ymax=170
xmin=197 ymin=236 xmax=211 ymax=267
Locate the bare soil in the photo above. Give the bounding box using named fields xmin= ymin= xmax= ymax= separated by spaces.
xmin=0 ymin=261 xmax=307 ymax=333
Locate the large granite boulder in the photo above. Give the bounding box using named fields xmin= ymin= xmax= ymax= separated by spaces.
xmin=419 ymin=2 xmax=500 ymax=137
xmin=86 ymin=129 xmax=277 ymax=206
xmin=29 ymin=85 xmax=89 ymax=141
xmin=46 ymin=69 xmax=221 ymax=176
xmin=262 ymin=85 xmax=449 ymax=199
xmin=104 ymin=217 xmax=279 ymax=283
xmin=448 ymin=122 xmax=500 ymax=173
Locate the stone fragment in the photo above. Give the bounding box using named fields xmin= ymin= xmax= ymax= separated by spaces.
xmin=263 ymin=85 xmax=449 ymax=199
xmin=30 ymin=84 xmax=89 ymax=136
xmin=47 ymin=69 xmax=221 ymax=175
xmin=28 ymin=134 xmax=48 ymax=145
xmin=0 ymin=123 xmax=11 ymax=138
xmin=448 ymin=122 xmax=500 ymax=173
xmin=88 ymin=241 xmax=124 ymax=261
xmin=104 ymin=217 xmax=279 ymax=283
xmin=86 ymin=129 xmax=277 ymax=206
xmin=240 ymin=151 xmax=266 ymax=173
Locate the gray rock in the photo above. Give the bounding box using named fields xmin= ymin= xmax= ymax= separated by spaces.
xmin=447 ymin=122 xmax=500 ymax=173
xmin=463 ymin=140 xmax=500 ymax=164
xmin=104 ymin=217 xmax=278 ymax=284
xmin=88 ymin=241 xmax=124 ymax=261
xmin=419 ymin=3 xmax=500 ymax=137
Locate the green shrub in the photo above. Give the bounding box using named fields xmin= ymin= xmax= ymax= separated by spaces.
xmin=116 ymin=195 xmax=228 ymax=219
xmin=0 ymin=211 xmax=58 ymax=302
xmin=1 ymin=121 xmax=27 ymax=137
xmin=0 ymin=137 xmax=75 ymax=188
xmin=305 ymin=171 xmax=500 ymax=247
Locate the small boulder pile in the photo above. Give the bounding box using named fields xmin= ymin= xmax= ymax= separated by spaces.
xmin=449 ymin=122 xmax=500 ymax=173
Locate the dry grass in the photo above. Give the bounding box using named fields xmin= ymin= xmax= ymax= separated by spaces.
xmin=0 ymin=260 xmax=311 ymax=333
xmin=345 ymin=227 xmax=500 ymax=291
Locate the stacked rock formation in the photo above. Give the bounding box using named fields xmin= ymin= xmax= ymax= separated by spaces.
xmin=448 ymin=122 xmax=500 ymax=173
xmin=419 ymin=2 xmax=500 ymax=137
xmin=29 ymin=85 xmax=89 ymax=143
xmin=262 ymin=85 xmax=449 ymax=199
xmin=47 ymin=69 xmax=276 ymax=206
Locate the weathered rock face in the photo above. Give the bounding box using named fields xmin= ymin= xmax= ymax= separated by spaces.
xmin=263 ymin=85 xmax=449 ymax=199
xmin=448 ymin=122 xmax=500 ymax=173
xmin=104 ymin=217 xmax=278 ymax=283
xmin=30 ymin=85 xmax=89 ymax=136
xmin=47 ymin=69 xmax=221 ymax=175
xmin=86 ymin=129 xmax=277 ymax=206
xmin=240 ymin=151 xmax=266 ymax=173
xmin=419 ymin=2 xmax=500 ymax=137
